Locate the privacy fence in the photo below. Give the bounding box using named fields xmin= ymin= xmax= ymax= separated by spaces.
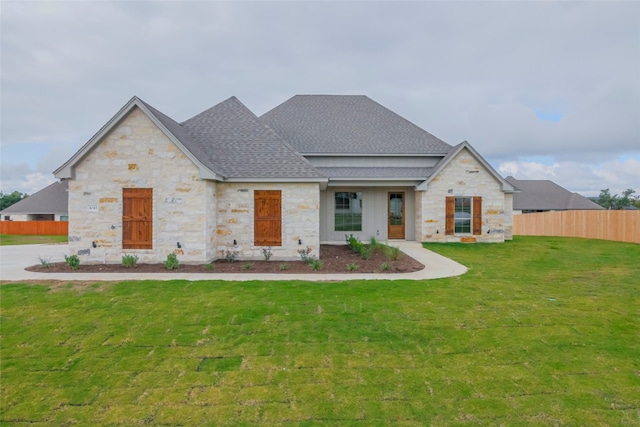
xmin=0 ymin=221 xmax=68 ymax=236
xmin=513 ymin=211 xmax=640 ymax=244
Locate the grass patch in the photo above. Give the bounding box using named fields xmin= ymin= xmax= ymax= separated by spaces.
xmin=0 ymin=234 xmax=67 ymax=246
xmin=1 ymin=237 xmax=638 ymax=425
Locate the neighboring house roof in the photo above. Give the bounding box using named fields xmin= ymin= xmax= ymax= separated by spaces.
xmin=0 ymin=180 xmax=68 ymax=215
xmin=260 ymin=95 xmax=453 ymax=155
xmin=55 ymin=96 xmax=326 ymax=183
xmin=505 ymin=176 xmax=604 ymax=211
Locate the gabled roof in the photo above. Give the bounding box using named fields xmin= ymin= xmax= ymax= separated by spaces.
xmin=0 ymin=180 xmax=68 ymax=215
xmin=180 ymin=97 xmax=323 ymax=180
xmin=505 ymin=176 xmax=604 ymax=211
xmin=416 ymin=141 xmax=516 ymax=193
xmin=260 ymin=95 xmax=452 ymax=155
xmin=55 ymin=96 xmax=326 ymax=183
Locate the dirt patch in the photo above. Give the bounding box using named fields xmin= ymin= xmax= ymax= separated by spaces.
xmin=25 ymin=244 xmax=424 ymax=275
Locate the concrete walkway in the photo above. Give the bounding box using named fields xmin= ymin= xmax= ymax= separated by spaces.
xmin=0 ymin=242 xmax=467 ymax=282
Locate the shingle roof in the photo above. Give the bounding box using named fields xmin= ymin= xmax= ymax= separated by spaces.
xmin=260 ymin=95 xmax=452 ymax=155
xmin=505 ymin=176 xmax=604 ymax=211
xmin=317 ymin=167 xmax=435 ymax=180
xmin=0 ymin=180 xmax=68 ymax=215
xmin=178 ymin=97 xmax=323 ymax=179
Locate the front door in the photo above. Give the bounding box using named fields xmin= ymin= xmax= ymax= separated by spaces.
xmin=388 ymin=192 xmax=405 ymax=239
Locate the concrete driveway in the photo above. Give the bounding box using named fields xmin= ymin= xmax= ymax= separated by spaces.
xmin=0 ymin=242 xmax=467 ymax=282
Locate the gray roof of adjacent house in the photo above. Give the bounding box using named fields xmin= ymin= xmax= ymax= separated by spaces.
xmin=0 ymin=180 xmax=68 ymax=215
xmin=260 ymin=95 xmax=452 ymax=155
xmin=505 ymin=176 xmax=604 ymax=211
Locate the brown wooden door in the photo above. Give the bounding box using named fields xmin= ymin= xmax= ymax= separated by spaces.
xmin=254 ymin=190 xmax=282 ymax=246
xmin=122 ymin=188 xmax=152 ymax=249
xmin=388 ymin=192 xmax=405 ymax=239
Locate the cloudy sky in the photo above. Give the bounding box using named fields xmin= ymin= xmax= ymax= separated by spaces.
xmin=1 ymin=1 xmax=638 ymax=197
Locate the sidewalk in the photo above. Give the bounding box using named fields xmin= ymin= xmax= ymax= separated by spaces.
xmin=0 ymin=242 xmax=467 ymax=282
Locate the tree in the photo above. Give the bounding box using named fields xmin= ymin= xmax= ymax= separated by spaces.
xmin=597 ymin=188 xmax=637 ymax=210
xmin=0 ymin=191 xmax=29 ymax=210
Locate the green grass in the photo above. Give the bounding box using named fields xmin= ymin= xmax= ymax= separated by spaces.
xmin=0 ymin=234 xmax=68 ymax=246
xmin=1 ymin=237 xmax=638 ymax=425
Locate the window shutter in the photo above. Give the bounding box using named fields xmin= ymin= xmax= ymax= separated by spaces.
xmin=445 ymin=196 xmax=454 ymax=235
xmin=123 ymin=188 xmax=152 ymax=249
xmin=473 ymin=196 xmax=482 ymax=235
xmin=254 ymin=190 xmax=282 ymax=246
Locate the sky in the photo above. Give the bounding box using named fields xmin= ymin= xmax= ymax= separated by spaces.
xmin=1 ymin=1 xmax=639 ymax=198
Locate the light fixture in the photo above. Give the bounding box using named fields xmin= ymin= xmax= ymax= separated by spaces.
xmin=92 ymin=241 xmax=97 ymax=248
xmin=177 ymin=242 xmax=181 ymax=248
xmin=298 ymin=239 xmax=302 ymax=245
xmin=436 ymin=230 xmax=439 ymax=234
xmin=233 ymin=239 xmax=237 ymax=246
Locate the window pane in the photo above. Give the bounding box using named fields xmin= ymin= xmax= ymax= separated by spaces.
xmin=335 ymin=192 xmax=362 ymax=231
xmin=454 ymin=197 xmax=471 ymax=233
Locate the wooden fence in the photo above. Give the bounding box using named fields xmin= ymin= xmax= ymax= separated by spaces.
xmin=513 ymin=211 xmax=640 ymax=244
xmin=0 ymin=221 xmax=68 ymax=236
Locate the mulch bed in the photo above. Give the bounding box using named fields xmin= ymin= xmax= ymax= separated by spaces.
xmin=25 ymin=244 xmax=424 ymax=274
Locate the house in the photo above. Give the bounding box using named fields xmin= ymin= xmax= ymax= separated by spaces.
xmin=54 ymin=95 xmax=515 ymax=264
xmin=505 ymin=176 xmax=604 ymax=214
xmin=0 ymin=180 xmax=68 ymax=221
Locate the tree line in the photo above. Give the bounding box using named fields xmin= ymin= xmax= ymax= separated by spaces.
xmin=0 ymin=191 xmax=29 ymax=210
xmin=596 ymin=188 xmax=640 ymax=210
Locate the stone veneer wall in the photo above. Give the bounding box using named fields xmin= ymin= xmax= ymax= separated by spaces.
xmin=68 ymin=107 xmax=212 ymax=264
xmin=216 ymin=183 xmax=321 ymax=260
xmin=416 ymin=148 xmax=512 ymax=243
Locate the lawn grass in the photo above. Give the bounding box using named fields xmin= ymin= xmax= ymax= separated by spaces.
xmin=1 ymin=236 xmax=638 ymax=425
xmin=0 ymin=234 xmax=68 ymax=246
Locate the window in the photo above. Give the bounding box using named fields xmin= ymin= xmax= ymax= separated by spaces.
xmin=455 ymin=197 xmax=472 ymax=233
xmin=446 ymin=196 xmax=482 ymax=235
xmin=334 ymin=192 xmax=362 ymax=231
xmin=123 ymin=188 xmax=153 ymax=249
xmin=254 ymin=190 xmax=282 ymax=246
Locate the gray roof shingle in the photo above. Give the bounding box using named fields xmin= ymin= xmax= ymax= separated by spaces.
xmin=0 ymin=180 xmax=68 ymax=215
xmin=317 ymin=167 xmax=435 ymax=180
xmin=260 ymin=95 xmax=452 ymax=155
xmin=144 ymin=97 xmax=323 ymax=180
xmin=505 ymin=176 xmax=604 ymax=211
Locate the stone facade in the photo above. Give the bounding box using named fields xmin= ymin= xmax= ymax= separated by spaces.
xmin=416 ymin=148 xmax=513 ymax=243
xmin=68 ymin=107 xmax=211 ymax=264
xmin=216 ymin=183 xmax=320 ymax=261
xmin=67 ymin=107 xmax=321 ymax=264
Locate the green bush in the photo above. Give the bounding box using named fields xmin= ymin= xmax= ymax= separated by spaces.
xmin=121 ymin=253 xmax=139 ymax=268
xmin=310 ymin=259 xmax=322 ymax=271
xmin=64 ymin=254 xmax=80 ymax=270
xmin=164 ymin=253 xmax=179 ymax=270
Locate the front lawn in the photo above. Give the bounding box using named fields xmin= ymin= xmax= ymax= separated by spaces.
xmin=0 ymin=234 xmax=68 ymax=246
xmin=1 ymin=237 xmax=638 ymax=425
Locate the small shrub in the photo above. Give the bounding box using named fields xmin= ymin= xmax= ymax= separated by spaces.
xmin=298 ymin=246 xmax=315 ymax=264
xmin=347 ymin=263 xmax=359 ymax=271
xmin=164 ymin=253 xmax=179 ymax=270
xmin=121 ymin=253 xmax=139 ymax=268
xmin=369 ymin=236 xmax=379 ymax=247
xmin=205 ymin=263 xmax=215 ymax=271
xmin=359 ymin=246 xmax=372 ymax=260
xmin=221 ymin=248 xmax=239 ymax=263
xmin=260 ymin=247 xmax=273 ymax=261
xmin=310 ymin=259 xmax=322 ymax=271
xmin=38 ymin=256 xmax=51 ymax=268
xmin=243 ymin=262 xmax=254 ymax=270
xmin=383 ymin=245 xmax=401 ymax=261
xmin=380 ymin=262 xmax=391 ymax=272
xmin=279 ymin=263 xmax=289 ymax=271
xmin=64 ymin=254 xmax=80 ymax=270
